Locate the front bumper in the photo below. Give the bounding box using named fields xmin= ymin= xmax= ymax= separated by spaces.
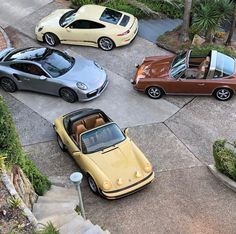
xmin=76 ymin=78 xmax=109 ymax=102
xmin=101 ymin=172 xmax=155 ymax=199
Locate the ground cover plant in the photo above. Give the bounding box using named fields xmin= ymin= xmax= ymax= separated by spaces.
xmin=0 ymin=96 xmax=50 ymax=195
xmin=213 ymin=140 xmax=236 ymax=181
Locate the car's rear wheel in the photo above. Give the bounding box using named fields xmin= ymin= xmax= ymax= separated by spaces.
xmin=146 ymin=86 xmax=163 ymax=99
xmin=59 ymin=88 xmax=78 ymax=103
xmin=214 ymin=88 xmax=233 ymax=101
xmin=87 ymin=175 xmax=99 ymax=194
xmin=44 ymin=33 xmax=60 ymax=46
xmin=98 ymin=37 xmax=115 ymax=51
xmin=57 ymin=134 xmax=66 ymax=152
xmin=0 ymin=77 xmax=17 ymax=92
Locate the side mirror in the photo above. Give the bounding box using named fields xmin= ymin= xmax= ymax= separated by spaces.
xmin=66 ymin=27 xmax=71 ymax=32
xmin=124 ymin=128 xmax=129 ymax=136
xmin=40 ymin=75 xmax=47 ymax=81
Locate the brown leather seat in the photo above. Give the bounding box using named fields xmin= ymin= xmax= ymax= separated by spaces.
xmin=75 ymin=124 xmax=87 ymax=143
xmin=84 ymin=114 xmax=99 ymax=129
xmin=94 ymin=117 xmax=105 ymax=127
xmin=197 ymin=56 xmax=210 ymax=79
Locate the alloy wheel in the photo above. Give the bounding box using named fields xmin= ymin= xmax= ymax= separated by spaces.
xmin=99 ymin=37 xmax=114 ymax=51
xmin=44 ymin=33 xmax=57 ymax=46
xmin=147 ymin=87 xmax=162 ymax=99
xmin=1 ymin=78 xmax=17 ymax=92
xmin=60 ymin=88 xmax=77 ymax=103
xmin=88 ymin=176 xmax=98 ymax=193
xmin=215 ymin=88 xmax=232 ymax=101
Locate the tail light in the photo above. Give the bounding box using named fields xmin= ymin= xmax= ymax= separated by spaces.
xmin=117 ymin=30 xmax=130 ymax=36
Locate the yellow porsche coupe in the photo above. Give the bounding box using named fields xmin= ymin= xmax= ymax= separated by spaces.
xmin=53 ymin=109 xmax=154 ymax=199
xmin=35 ymin=5 xmax=138 ymax=51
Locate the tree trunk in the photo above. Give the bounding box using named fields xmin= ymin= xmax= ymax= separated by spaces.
xmin=180 ymin=0 xmax=193 ymax=42
xmin=225 ymin=7 xmax=236 ymax=46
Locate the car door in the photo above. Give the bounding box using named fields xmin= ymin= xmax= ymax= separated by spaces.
xmin=63 ymin=20 xmax=105 ymax=45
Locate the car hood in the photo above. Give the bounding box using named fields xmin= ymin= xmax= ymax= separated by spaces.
xmin=60 ymin=57 xmax=107 ymax=90
xmin=139 ymin=56 xmax=173 ymax=79
xmin=37 ymin=9 xmax=70 ymax=28
xmin=89 ymin=140 xmax=147 ymax=189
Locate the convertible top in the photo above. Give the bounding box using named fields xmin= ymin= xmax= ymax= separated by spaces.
xmin=63 ymin=108 xmax=111 ymax=134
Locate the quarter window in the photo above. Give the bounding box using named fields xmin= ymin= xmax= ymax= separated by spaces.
xmin=69 ymin=20 xmax=105 ymax=29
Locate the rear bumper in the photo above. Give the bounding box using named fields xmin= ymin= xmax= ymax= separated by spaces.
xmin=101 ymin=172 xmax=155 ymax=199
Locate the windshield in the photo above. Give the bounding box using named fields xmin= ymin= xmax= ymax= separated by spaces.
xmin=59 ymin=9 xmax=77 ymax=27
xmin=39 ymin=49 xmax=75 ymax=77
xmin=170 ymin=52 xmax=187 ymax=79
xmin=81 ymin=123 xmax=125 ymax=154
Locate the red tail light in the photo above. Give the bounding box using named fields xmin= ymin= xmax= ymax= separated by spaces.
xmin=117 ymin=30 xmax=130 ymax=36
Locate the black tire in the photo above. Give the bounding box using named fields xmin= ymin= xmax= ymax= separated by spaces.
xmin=87 ymin=175 xmax=99 ymax=194
xmin=59 ymin=88 xmax=78 ymax=103
xmin=57 ymin=134 xmax=66 ymax=152
xmin=214 ymin=88 xmax=233 ymax=101
xmin=98 ymin=37 xmax=115 ymax=51
xmin=44 ymin=33 xmax=60 ymax=46
xmin=0 ymin=77 xmax=17 ymax=92
xmin=146 ymin=86 xmax=163 ymax=99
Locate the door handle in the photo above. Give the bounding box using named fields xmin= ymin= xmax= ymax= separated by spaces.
xmin=197 ymin=83 xmax=205 ymax=86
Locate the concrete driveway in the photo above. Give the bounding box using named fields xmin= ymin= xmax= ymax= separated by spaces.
xmin=1 ymin=1 xmax=236 ymax=234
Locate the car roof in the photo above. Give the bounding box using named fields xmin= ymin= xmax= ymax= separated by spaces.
xmin=4 ymin=47 xmax=50 ymax=62
xmin=76 ymin=5 xmax=107 ymax=21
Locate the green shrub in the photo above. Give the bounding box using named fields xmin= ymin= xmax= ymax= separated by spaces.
xmin=191 ymin=44 xmax=236 ymax=58
xmin=0 ymin=96 xmax=50 ymax=195
xmin=213 ymin=140 xmax=236 ymax=181
xmin=35 ymin=222 xmax=59 ymax=234
xmin=70 ymin=0 xmax=184 ymax=19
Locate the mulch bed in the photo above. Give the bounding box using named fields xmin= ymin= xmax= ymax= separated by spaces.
xmin=0 ymin=181 xmax=34 ymax=234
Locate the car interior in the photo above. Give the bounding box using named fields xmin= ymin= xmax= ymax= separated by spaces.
xmin=70 ymin=114 xmax=107 ymax=144
xmin=184 ymin=55 xmax=211 ymax=80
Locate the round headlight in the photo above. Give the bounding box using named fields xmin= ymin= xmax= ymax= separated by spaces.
xmin=144 ymin=163 xmax=152 ymax=173
xmin=102 ymin=181 xmax=112 ymax=190
xmin=77 ymin=82 xmax=88 ymax=90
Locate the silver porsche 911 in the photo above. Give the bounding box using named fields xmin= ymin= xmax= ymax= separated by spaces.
xmin=0 ymin=47 xmax=108 ymax=102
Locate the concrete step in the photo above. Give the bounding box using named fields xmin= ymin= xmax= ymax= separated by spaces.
xmin=38 ymin=212 xmax=81 ymax=229
xmin=33 ymin=202 xmax=76 ymax=220
xmin=59 ymin=217 xmax=92 ymax=234
xmin=48 ymin=175 xmax=74 ymax=187
xmin=43 ymin=185 xmax=77 ymax=198
xmin=37 ymin=195 xmax=78 ymax=204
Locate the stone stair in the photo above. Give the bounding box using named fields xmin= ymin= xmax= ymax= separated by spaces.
xmin=33 ymin=185 xmax=109 ymax=234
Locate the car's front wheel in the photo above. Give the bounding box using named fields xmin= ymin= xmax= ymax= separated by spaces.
xmin=59 ymin=88 xmax=78 ymax=103
xmin=87 ymin=175 xmax=99 ymax=194
xmin=44 ymin=33 xmax=60 ymax=46
xmin=0 ymin=77 xmax=17 ymax=92
xmin=146 ymin=86 xmax=163 ymax=99
xmin=57 ymin=134 xmax=66 ymax=152
xmin=214 ymin=88 xmax=233 ymax=101
xmin=98 ymin=37 xmax=115 ymax=51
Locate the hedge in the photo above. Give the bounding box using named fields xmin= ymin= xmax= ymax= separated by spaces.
xmin=70 ymin=0 xmax=184 ymax=19
xmin=213 ymin=140 xmax=236 ymax=181
xmin=0 ymin=96 xmax=51 ymax=195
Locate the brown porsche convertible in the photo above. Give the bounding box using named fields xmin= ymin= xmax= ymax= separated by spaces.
xmin=131 ymin=50 xmax=236 ymax=101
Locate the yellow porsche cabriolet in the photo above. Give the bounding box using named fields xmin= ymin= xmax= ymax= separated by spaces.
xmin=54 ymin=109 xmax=154 ymax=199
xmin=35 ymin=5 xmax=138 ymax=51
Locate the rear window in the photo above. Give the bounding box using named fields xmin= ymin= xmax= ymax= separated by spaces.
xmin=120 ymin=15 xmax=130 ymax=27
xmin=100 ymin=8 xmax=122 ymax=25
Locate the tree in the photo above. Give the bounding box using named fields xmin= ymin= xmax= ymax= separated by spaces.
xmin=225 ymin=2 xmax=236 ymax=45
xmin=180 ymin=0 xmax=193 ymax=42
